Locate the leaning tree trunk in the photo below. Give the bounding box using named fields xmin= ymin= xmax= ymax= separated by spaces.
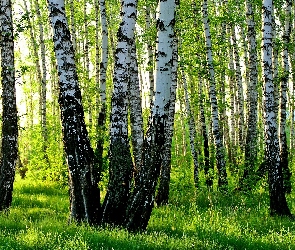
xmin=240 ymin=0 xmax=259 ymax=190
xmin=0 ymin=0 xmax=19 ymax=211
xmin=262 ymin=0 xmax=291 ymax=216
xmin=101 ymin=0 xmax=137 ymax=226
xmin=202 ymin=0 xmax=228 ymax=189
xmin=280 ymin=0 xmax=292 ymax=194
xmin=125 ymin=0 xmax=177 ymax=232
xmin=47 ymin=0 xmax=100 ymax=224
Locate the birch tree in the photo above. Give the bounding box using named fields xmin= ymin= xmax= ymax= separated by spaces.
xmin=156 ymin=33 xmax=178 ymax=205
xmin=241 ymin=0 xmax=259 ymax=189
xmin=202 ymin=0 xmax=227 ymax=189
xmin=261 ymin=0 xmax=291 ymax=216
xmin=35 ymin=0 xmax=49 ymax=162
xmin=0 ymin=0 xmax=19 ymax=211
xmin=125 ymin=0 xmax=178 ymax=231
xmin=101 ymin=0 xmax=137 ymax=226
xmin=182 ymin=72 xmax=199 ymax=188
xmin=47 ymin=0 xmax=100 ymax=223
xmin=280 ymin=0 xmax=292 ymax=194
xmin=94 ymin=0 xmax=108 ymax=189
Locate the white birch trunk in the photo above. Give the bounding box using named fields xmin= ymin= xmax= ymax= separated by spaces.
xmin=126 ymin=0 xmax=177 ymax=231
xmin=84 ymin=0 xmax=92 ymax=127
xmin=232 ymin=26 xmax=245 ymax=150
xmin=94 ymin=0 xmax=108 ymax=185
xmin=129 ymin=40 xmax=144 ymax=176
xmin=35 ymin=0 xmax=48 ymax=161
xmin=0 ymin=0 xmax=19 ymax=211
xmin=242 ymin=0 xmax=259 ymax=189
xmin=202 ymin=0 xmax=227 ymax=188
xmin=262 ymin=0 xmax=291 ymax=216
xmin=101 ymin=0 xmax=137 ymax=226
xmin=183 ymin=72 xmax=199 ymax=187
xmin=156 ymin=33 xmax=178 ymax=205
xmin=145 ymin=5 xmax=155 ymax=108
xmin=280 ymin=0 xmax=292 ymax=193
xmin=47 ymin=0 xmax=100 ymax=224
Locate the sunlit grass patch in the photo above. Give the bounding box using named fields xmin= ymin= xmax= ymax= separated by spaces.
xmin=0 ymin=173 xmax=295 ymax=249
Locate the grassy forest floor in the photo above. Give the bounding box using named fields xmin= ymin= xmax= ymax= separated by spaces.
xmin=0 ymin=170 xmax=295 ymax=249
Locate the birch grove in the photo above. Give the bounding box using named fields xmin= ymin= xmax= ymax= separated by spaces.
xmin=2 ymin=0 xmax=295 ymax=231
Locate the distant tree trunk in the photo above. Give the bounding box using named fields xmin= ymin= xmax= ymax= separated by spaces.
xmin=262 ymin=0 xmax=291 ymax=216
xmin=47 ymin=0 xmax=100 ymax=224
xmin=240 ymin=0 xmax=258 ymax=190
xmin=125 ymin=0 xmax=177 ymax=231
xmin=101 ymin=0 xmax=137 ymax=226
xmin=83 ymin=0 xmax=92 ymax=127
xmin=35 ymin=0 xmax=49 ymax=163
xmin=227 ymin=23 xmax=237 ymax=166
xmin=280 ymin=0 xmax=292 ymax=194
xmin=22 ymin=0 xmax=43 ymax=116
xmin=182 ymin=72 xmax=199 ymax=188
xmin=0 ymin=0 xmax=18 ymax=211
xmin=198 ymin=75 xmax=213 ymax=188
xmin=202 ymin=0 xmax=228 ymax=189
xmin=232 ymin=26 xmax=245 ymax=151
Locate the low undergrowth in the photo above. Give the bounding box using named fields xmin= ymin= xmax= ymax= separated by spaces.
xmin=0 ymin=175 xmax=294 ymax=249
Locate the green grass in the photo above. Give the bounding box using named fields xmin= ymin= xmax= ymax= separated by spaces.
xmin=0 ymin=175 xmax=295 ymax=250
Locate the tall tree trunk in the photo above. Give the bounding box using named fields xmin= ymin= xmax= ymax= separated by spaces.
xmin=280 ymin=0 xmax=292 ymax=194
xmin=101 ymin=0 xmax=137 ymax=226
xmin=232 ymin=26 xmax=245 ymax=151
xmin=227 ymin=22 xmax=237 ymax=166
xmin=262 ymin=0 xmax=291 ymax=216
xmin=84 ymin=0 xmax=92 ymax=127
xmin=0 ymin=0 xmax=19 ymax=211
xmin=47 ymin=0 xmax=100 ymax=224
xmin=202 ymin=0 xmax=228 ymax=189
xmin=94 ymin=0 xmax=108 ymax=194
xmin=35 ymin=0 xmax=49 ymax=163
xmin=198 ymin=75 xmax=213 ymax=188
xmin=241 ymin=0 xmax=259 ymax=190
xmin=125 ymin=0 xmax=177 ymax=231
xmin=155 ymin=34 xmax=178 ymax=206
xmin=22 ymin=0 xmax=43 ymax=118
xmin=182 ymin=72 xmax=199 ymax=188
xmin=145 ymin=5 xmax=155 ymax=108
xmin=129 ymin=40 xmax=144 ymax=179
